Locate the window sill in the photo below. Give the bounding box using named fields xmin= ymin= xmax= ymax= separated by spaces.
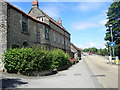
xmin=21 ymin=31 xmax=30 ymax=35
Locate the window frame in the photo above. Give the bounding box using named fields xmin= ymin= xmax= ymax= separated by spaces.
xmin=53 ymin=33 xmax=56 ymax=42
xmin=45 ymin=26 xmax=49 ymax=40
xmin=22 ymin=15 xmax=28 ymax=33
xmin=62 ymin=36 xmax=64 ymax=45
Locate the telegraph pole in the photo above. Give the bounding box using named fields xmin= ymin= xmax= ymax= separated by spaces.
xmin=109 ymin=24 xmax=115 ymax=57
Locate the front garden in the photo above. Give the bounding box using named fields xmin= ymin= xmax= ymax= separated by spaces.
xmin=2 ymin=48 xmax=73 ymax=76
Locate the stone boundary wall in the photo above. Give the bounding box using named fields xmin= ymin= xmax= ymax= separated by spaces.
xmin=0 ymin=1 xmax=8 ymax=71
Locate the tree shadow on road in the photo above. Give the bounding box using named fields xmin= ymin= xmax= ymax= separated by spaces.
xmin=0 ymin=78 xmax=28 ymax=88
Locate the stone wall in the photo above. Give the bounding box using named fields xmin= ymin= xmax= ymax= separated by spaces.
xmin=28 ymin=5 xmax=71 ymax=53
xmin=0 ymin=1 xmax=8 ymax=70
xmin=50 ymin=22 xmax=65 ymax=49
xmin=71 ymin=44 xmax=78 ymax=59
xmin=0 ymin=1 xmax=72 ymax=71
xmin=29 ymin=7 xmax=49 ymax=25
xmin=7 ymin=6 xmax=48 ymax=49
xmin=49 ymin=22 xmax=71 ymax=52
xmin=0 ymin=1 xmax=71 ymax=71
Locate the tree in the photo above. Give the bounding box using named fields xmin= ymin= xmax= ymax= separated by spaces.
xmin=97 ymin=48 xmax=109 ymax=56
xmin=105 ymin=1 xmax=120 ymax=59
xmin=90 ymin=48 xmax=98 ymax=54
xmin=83 ymin=48 xmax=89 ymax=52
xmin=83 ymin=47 xmax=108 ymax=56
xmin=83 ymin=47 xmax=98 ymax=54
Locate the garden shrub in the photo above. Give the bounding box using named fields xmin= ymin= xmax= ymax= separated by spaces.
xmin=2 ymin=48 xmax=35 ymax=73
xmin=2 ymin=48 xmax=71 ymax=75
xmin=51 ymin=49 xmax=71 ymax=69
xmin=34 ymin=49 xmax=53 ymax=71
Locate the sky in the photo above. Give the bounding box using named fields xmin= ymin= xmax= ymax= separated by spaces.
xmin=9 ymin=0 xmax=113 ymax=49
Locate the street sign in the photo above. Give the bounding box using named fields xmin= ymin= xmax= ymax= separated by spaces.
xmin=110 ymin=42 xmax=116 ymax=47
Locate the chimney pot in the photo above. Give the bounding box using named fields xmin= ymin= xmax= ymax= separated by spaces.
xmin=58 ymin=18 xmax=62 ymax=26
xmin=32 ymin=0 xmax=39 ymax=8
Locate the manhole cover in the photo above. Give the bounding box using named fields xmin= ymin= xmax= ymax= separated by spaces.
xmin=92 ymin=75 xmax=106 ymax=77
xmin=74 ymin=74 xmax=82 ymax=76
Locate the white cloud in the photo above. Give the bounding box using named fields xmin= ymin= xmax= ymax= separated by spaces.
xmin=72 ymin=22 xmax=99 ymax=30
xmin=76 ymin=2 xmax=104 ymax=12
xmin=73 ymin=42 xmax=97 ymax=49
xmin=42 ymin=3 xmax=66 ymax=19
xmin=75 ymin=41 xmax=106 ymax=49
xmin=72 ymin=19 xmax=108 ymax=31
xmin=89 ymin=42 xmax=98 ymax=47
xmin=73 ymin=43 xmax=82 ymax=48
xmin=72 ymin=2 xmax=109 ymax=31
xmin=81 ymin=42 xmax=98 ymax=48
xmin=43 ymin=7 xmax=59 ymax=18
xmin=99 ymin=19 xmax=108 ymax=26
xmin=72 ymin=10 xmax=108 ymax=31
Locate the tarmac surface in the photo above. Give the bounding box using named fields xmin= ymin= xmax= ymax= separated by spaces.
xmin=84 ymin=55 xmax=118 ymax=88
xmin=0 ymin=58 xmax=103 ymax=88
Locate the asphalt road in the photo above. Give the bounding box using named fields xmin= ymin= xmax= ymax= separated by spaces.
xmin=0 ymin=59 xmax=103 ymax=88
xmin=83 ymin=55 xmax=118 ymax=88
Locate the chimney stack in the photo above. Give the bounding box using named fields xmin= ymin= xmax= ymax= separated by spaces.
xmin=32 ymin=0 xmax=39 ymax=8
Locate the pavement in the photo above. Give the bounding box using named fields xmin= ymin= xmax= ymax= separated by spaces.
xmin=0 ymin=58 xmax=103 ymax=88
xmin=0 ymin=63 xmax=3 ymax=72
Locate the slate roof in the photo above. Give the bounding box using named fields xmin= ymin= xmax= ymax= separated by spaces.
xmin=3 ymin=0 xmax=70 ymax=35
xmin=29 ymin=5 xmax=70 ymax=35
xmin=71 ymin=43 xmax=82 ymax=51
xmin=3 ymin=0 xmax=49 ymax=27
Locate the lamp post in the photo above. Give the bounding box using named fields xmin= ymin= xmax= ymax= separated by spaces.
xmin=107 ymin=41 xmax=112 ymax=57
xmin=109 ymin=24 xmax=115 ymax=57
xmin=106 ymin=41 xmax=112 ymax=63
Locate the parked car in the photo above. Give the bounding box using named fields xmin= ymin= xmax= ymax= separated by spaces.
xmin=88 ymin=52 xmax=92 ymax=55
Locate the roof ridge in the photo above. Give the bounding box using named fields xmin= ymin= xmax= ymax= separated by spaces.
xmin=71 ymin=43 xmax=81 ymax=51
xmin=2 ymin=0 xmax=48 ymax=25
xmin=37 ymin=7 xmax=69 ymax=34
xmin=2 ymin=0 xmax=70 ymax=34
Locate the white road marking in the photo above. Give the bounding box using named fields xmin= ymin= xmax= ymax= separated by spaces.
xmin=112 ymin=66 xmax=118 ymax=68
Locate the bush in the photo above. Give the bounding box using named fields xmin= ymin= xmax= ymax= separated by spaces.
xmin=2 ymin=48 xmax=33 ymax=73
xmin=2 ymin=48 xmax=71 ymax=75
xmin=34 ymin=49 xmax=53 ymax=71
xmin=51 ymin=49 xmax=71 ymax=69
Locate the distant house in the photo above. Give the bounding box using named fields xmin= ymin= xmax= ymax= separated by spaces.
xmin=0 ymin=0 xmax=71 ymax=70
xmin=70 ymin=43 xmax=81 ymax=60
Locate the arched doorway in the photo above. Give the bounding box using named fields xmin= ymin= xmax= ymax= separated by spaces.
xmin=22 ymin=41 xmax=28 ymax=47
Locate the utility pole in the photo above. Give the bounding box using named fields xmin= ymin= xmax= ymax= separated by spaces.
xmin=109 ymin=24 xmax=115 ymax=57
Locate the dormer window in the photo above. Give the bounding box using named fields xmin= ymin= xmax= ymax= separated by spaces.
xmin=41 ymin=18 xmax=44 ymax=21
xmin=37 ymin=17 xmax=40 ymax=20
xmin=37 ymin=17 xmax=44 ymax=22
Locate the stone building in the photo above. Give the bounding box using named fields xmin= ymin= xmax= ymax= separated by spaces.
xmin=0 ymin=0 xmax=71 ymax=70
xmin=70 ymin=43 xmax=81 ymax=60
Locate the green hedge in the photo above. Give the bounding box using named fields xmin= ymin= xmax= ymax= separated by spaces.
xmin=51 ymin=49 xmax=71 ymax=69
xmin=2 ymin=48 xmax=71 ymax=74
